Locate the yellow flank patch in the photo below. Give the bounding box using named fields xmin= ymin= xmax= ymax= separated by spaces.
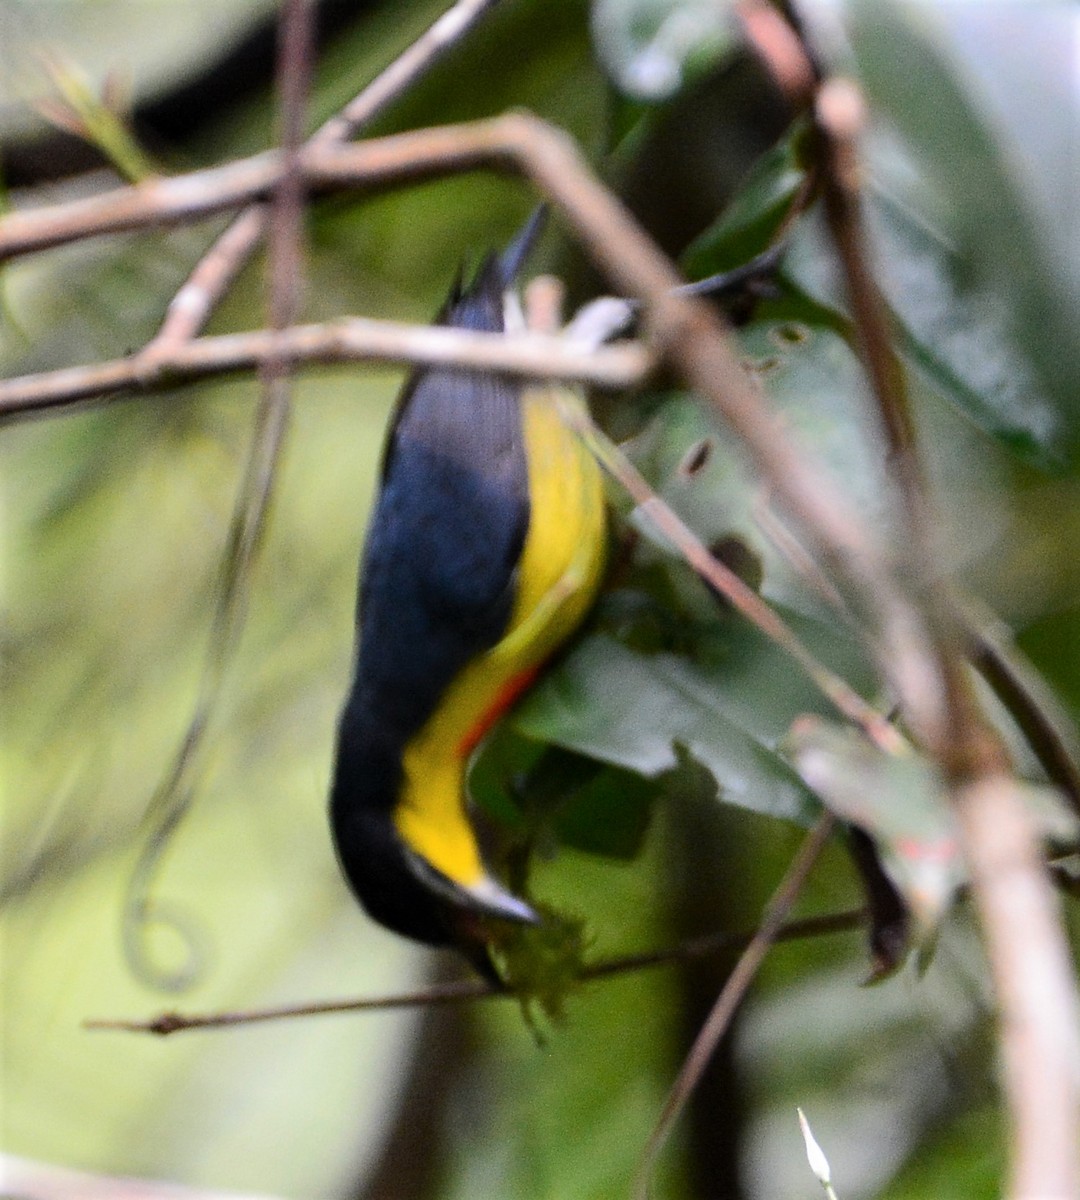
xmin=394 ymin=384 xmax=606 ymax=887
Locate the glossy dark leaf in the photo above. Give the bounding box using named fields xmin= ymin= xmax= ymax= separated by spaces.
xmin=681 ymin=122 xmax=810 ymax=277
xmin=624 ymin=322 xmax=887 ymax=623
xmin=513 ymin=615 xmax=872 ymax=828
xmin=783 ymin=193 xmax=1065 ymax=464
xmin=847 ymin=1 xmax=1080 ymax=464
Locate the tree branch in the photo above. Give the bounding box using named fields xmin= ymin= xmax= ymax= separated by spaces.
xmin=0 ymin=318 xmax=651 ymax=417
xmin=83 ymin=906 xmax=863 ymax=1035
xmin=781 ymin=17 xmax=1080 ymax=1196
xmin=147 ymin=0 xmax=505 ymax=353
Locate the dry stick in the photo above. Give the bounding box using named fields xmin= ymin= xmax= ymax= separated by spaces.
xmin=309 ymin=0 xmax=503 ymax=149
xmin=811 ymin=72 xmax=1080 ymax=1200
xmin=0 ymin=149 xmax=285 ymax=258
xmin=566 ymin=407 xmax=902 ymax=754
xmin=633 ymin=815 xmax=837 ymax=1200
xmin=965 ymin=609 xmax=1080 ymax=815
xmin=0 ymin=320 xmax=649 ymax=416
xmin=146 ymin=0 xmax=504 ymax=353
xmin=83 ymin=906 xmax=863 ymax=1036
xmin=0 ymin=124 xmax=526 ymax=259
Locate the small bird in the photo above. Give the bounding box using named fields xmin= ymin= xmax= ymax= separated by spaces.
xmin=329 ymin=211 xmax=606 ymax=974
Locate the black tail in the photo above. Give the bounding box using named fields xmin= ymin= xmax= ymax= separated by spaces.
xmin=444 ymin=205 xmax=548 ymax=333
xmin=495 ymin=203 xmax=547 ymax=289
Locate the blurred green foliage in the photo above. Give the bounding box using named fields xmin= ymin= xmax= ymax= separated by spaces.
xmin=2 ymin=2 xmax=1077 ymax=1199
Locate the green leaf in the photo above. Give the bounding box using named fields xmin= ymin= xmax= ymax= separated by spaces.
xmin=625 ymin=320 xmax=888 ymax=622
xmin=783 ymin=192 xmax=1065 ymax=465
xmin=590 ymin=0 xmax=740 ymax=101
xmin=682 ymin=122 xmax=810 ymax=277
xmin=847 ymin=1 xmax=1080 ymax=465
xmin=785 ymin=717 xmax=1080 ymax=942
xmin=785 ymin=717 xmax=963 ymax=940
xmin=513 ymin=616 xmax=873 ymax=827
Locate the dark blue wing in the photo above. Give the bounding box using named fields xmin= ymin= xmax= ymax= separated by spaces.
xmin=340 ymin=220 xmax=542 ymax=763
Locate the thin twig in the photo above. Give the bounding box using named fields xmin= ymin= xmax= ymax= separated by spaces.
xmin=813 ymin=79 xmax=919 ymax=489
xmin=964 ymin=607 xmax=1080 ymax=815
xmin=309 ymin=0 xmax=503 ymax=149
xmin=566 ymin=406 xmax=903 ymax=754
xmin=83 ymin=905 xmax=862 ymax=1035
xmin=147 ymin=0 xmax=503 ymax=352
xmin=633 ymin=814 xmax=837 ymax=1200
xmin=736 ymin=0 xmax=817 ymax=105
xmin=0 ymin=319 xmax=651 ymax=417
xmin=0 ymin=124 xmax=507 ymax=260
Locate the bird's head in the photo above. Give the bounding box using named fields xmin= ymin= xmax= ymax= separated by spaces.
xmin=330 ymin=796 xmax=538 ymax=980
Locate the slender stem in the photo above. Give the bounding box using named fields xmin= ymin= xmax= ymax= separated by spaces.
xmin=123 ymin=0 xmax=316 ymax=988
xmin=310 ymin=0 xmax=503 ymax=148
xmin=83 ymin=906 xmax=862 ymax=1035
xmin=633 ymin=815 xmax=836 ymax=1200
xmin=0 ymin=319 xmax=650 ymax=417
xmin=568 ymin=408 xmax=903 ymax=754
xmin=804 ymin=37 xmax=1080 ymax=1200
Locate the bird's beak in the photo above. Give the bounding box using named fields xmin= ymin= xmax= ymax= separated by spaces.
xmin=460 ymin=874 xmax=540 ymax=925
xmin=403 ymin=849 xmax=540 ymax=926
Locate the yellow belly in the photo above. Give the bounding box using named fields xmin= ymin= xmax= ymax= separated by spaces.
xmin=395 ymin=385 xmax=606 ymax=886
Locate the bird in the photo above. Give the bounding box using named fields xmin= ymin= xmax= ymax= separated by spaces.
xmin=329 ymin=210 xmax=606 ymax=975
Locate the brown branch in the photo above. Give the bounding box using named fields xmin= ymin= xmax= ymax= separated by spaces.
xmin=83 ymin=906 xmax=863 ymax=1036
xmin=0 ymin=319 xmax=651 ymax=417
xmin=309 ymin=0 xmax=504 ymax=150
xmin=0 ymin=128 xmax=492 ymax=260
xmin=147 ymin=0 xmax=504 ymax=353
xmin=634 ymin=815 xmax=837 ymax=1200
xmin=964 ymin=606 xmax=1080 ymax=815
xmin=0 ymin=149 xmax=283 ymax=258
xmin=736 ymin=0 xmax=817 ymax=106
xmin=814 ymin=79 xmax=919 ymax=483
xmin=954 ymin=776 xmax=1080 ymax=1198
xmin=143 ymin=206 xmax=269 ymax=361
